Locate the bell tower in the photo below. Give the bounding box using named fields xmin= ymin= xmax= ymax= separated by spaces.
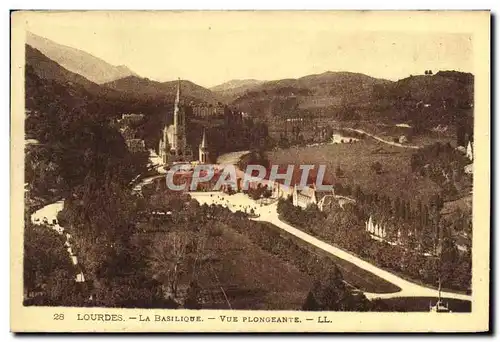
xmin=165 ymin=78 xmax=192 ymax=163
xmin=199 ymin=129 xmax=209 ymax=164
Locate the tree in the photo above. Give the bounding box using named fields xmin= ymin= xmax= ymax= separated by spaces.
xmin=353 ymin=185 xmax=361 ymax=200
xmin=371 ymin=161 xmax=383 ymax=174
xmin=302 ymin=264 xmax=370 ymax=311
xmin=439 ymin=231 xmax=460 ymax=287
xmin=334 ymin=182 xmax=344 ymax=195
xmin=335 ymin=165 xmax=344 ymax=178
xmin=393 ymin=197 xmax=402 ymax=219
xmin=344 ymin=184 xmax=352 ymax=196
xmin=262 ymin=185 xmax=272 ymax=198
xmin=184 ymin=280 xmax=202 ymax=309
xmin=148 ymin=230 xmax=196 ymax=302
xmin=93 ymin=275 xmax=170 ymax=308
xmin=24 ymin=223 xmax=89 ymax=306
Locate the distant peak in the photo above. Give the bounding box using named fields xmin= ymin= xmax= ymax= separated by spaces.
xmin=25 ymin=31 xmax=138 ymax=84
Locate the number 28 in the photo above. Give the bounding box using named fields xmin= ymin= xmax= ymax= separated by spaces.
xmin=53 ymin=313 xmax=64 ymax=320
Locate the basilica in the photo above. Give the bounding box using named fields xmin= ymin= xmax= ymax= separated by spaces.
xmin=158 ymin=79 xmax=209 ymax=165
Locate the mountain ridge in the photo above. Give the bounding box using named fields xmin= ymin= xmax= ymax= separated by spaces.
xmin=103 ymin=75 xmax=222 ymax=104
xmin=230 ymin=71 xmax=393 ymax=117
xmin=26 ymin=31 xmax=138 ymax=84
xmin=210 ymin=79 xmax=264 ymax=91
xmin=25 ymin=33 xmax=474 ymax=131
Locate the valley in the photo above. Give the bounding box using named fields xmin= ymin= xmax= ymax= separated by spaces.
xmin=22 ymin=30 xmax=473 ymax=313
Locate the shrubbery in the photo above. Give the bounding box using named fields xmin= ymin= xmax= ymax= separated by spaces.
xmin=23 ymin=223 xmax=88 ymax=306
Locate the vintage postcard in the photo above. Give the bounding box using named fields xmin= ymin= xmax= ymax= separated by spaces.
xmin=10 ymin=10 xmax=490 ymax=333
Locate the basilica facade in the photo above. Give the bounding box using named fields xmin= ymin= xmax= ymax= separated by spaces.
xmin=158 ymin=79 xmax=211 ymax=166
xmin=158 ymin=79 xmax=193 ymax=164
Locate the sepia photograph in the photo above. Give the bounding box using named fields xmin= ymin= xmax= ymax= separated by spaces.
xmin=10 ymin=10 xmax=490 ymax=332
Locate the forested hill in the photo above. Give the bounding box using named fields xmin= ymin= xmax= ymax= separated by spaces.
xmin=24 ymin=41 xmax=166 ymax=309
xmin=370 ymin=71 xmax=474 ymax=133
xmin=25 ymin=44 xmax=184 ymax=150
xmin=230 ymin=71 xmax=392 ymax=118
xmin=103 ymin=76 xmax=222 ymax=105
xmin=373 ymin=71 xmax=473 ymax=113
xmin=229 ymin=70 xmax=473 ymax=131
xmin=25 ymin=44 xmax=176 ymax=118
xmin=26 ymin=45 xmax=100 ymax=91
xmin=210 ymin=79 xmax=265 ymax=103
xmin=375 ymin=71 xmax=474 ymax=105
xmin=25 ymin=47 xmax=148 ymax=195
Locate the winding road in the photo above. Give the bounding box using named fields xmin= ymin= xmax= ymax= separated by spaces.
xmin=38 ymin=148 xmax=468 ymax=302
xmin=346 ymin=128 xmax=422 ymax=149
xmin=30 ymin=201 xmax=86 ymax=283
xmin=139 ymin=150 xmax=470 ymax=302
xmin=189 ymin=191 xmax=471 ymax=302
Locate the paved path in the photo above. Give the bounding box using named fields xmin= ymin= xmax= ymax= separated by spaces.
xmin=346 ymin=128 xmax=422 ymax=149
xmin=31 ymin=200 xmax=86 ymax=283
xmin=189 ymin=192 xmax=471 ymax=302
xmin=216 ymin=150 xmax=251 ymax=165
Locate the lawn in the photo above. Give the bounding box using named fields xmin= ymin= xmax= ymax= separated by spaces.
xmin=139 ymin=223 xmax=313 ymax=310
xmin=267 ymin=139 xmax=441 ymax=201
xmin=266 ymin=118 xmax=457 ymax=148
xmin=196 ymin=223 xmax=314 ymax=310
xmin=136 ymin=215 xmax=399 ymax=310
xmin=260 ymin=222 xmax=401 ymax=294
xmin=346 ymin=121 xmax=458 ymax=147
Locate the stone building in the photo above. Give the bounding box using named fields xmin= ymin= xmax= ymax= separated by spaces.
xmin=292 ymin=184 xmax=333 ymax=209
xmin=126 ymin=139 xmax=146 ymax=153
xmin=158 ymin=79 xmax=193 ymax=164
xmin=365 ymin=216 xmax=387 ymax=239
xmin=192 ymin=103 xmax=227 ymax=118
xmin=466 ymin=141 xmax=473 ymax=161
xmin=198 ymin=130 xmax=209 ymax=164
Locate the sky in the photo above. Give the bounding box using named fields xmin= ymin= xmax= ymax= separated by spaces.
xmin=24 ymin=11 xmax=474 ymax=88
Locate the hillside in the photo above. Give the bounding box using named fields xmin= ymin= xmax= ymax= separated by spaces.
xmin=25 ymin=51 xmax=120 ymax=141
xmin=104 ymin=76 xmax=222 ymax=105
xmin=211 ymin=79 xmax=264 ymax=92
xmin=24 ymin=54 xmax=150 ymax=196
xmin=373 ymin=72 xmax=473 ymax=108
xmin=231 ymin=71 xmax=392 ymax=118
xmin=210 ymin=79 xmax=265 ymax=102
xmin=24 ymin=47 xmax=253 ymax=153
xmin=229 ymin=70 xmax=474 ymax=131
xmin=25 ymin=44 xmax=169 ymax=115
xmin=371 ymin=71 xmax=474 ymax=129
xmin=25 ymin=44 xmax=127 ymax=102
xmin=25 ymin=44 xmax=179 ymax=149
xmin=26 ymin=45 xmax=96 ymax=88
xmin=26 ymin=31 xmax=137 ymax=84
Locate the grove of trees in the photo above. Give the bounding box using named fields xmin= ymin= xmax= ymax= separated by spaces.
xmin=277 ymin=193 xmax=471 ymax=292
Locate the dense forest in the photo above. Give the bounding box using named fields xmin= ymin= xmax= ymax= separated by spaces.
xmin=24 ymin=55 xmax=163 ymax=306
xmin=229 ymin=70 xmax=473 ymax=137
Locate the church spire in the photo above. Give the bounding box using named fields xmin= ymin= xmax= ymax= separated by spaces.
xmin=172 ymin=78 xmax=181 ymax=153
xmin=199 ymin=129 xmax=209 ymax=164
xmin=175 ymin=77 xmax=181 ymax=105
xmin=201 ymin=129 xmax=207 ymax=149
